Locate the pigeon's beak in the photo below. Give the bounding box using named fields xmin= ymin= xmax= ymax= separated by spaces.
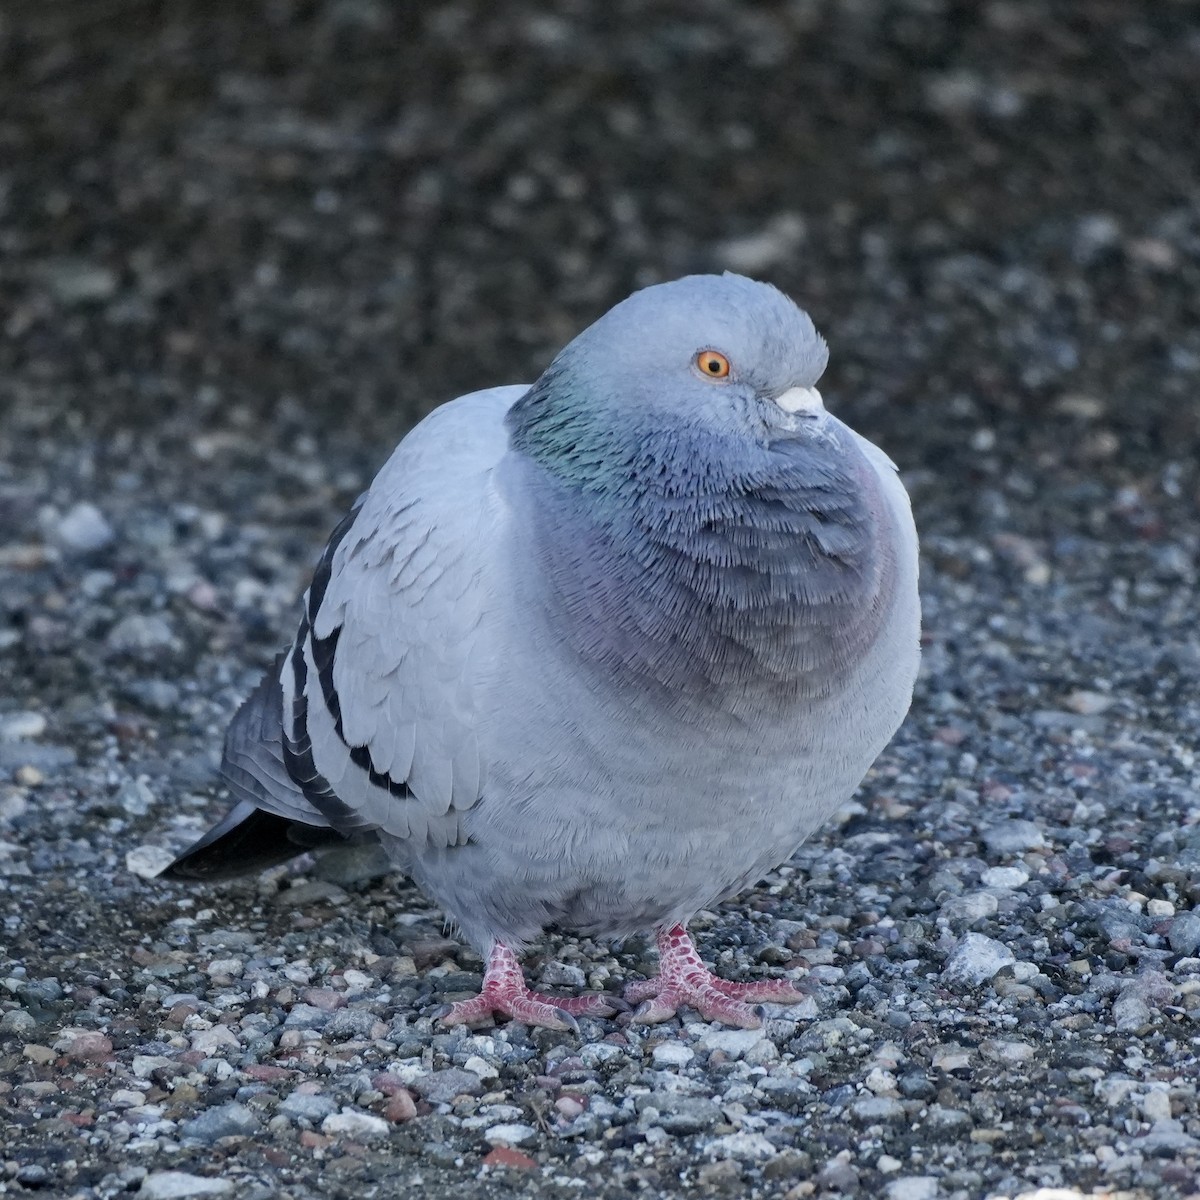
xmin=773 ymin=386 xmax=824 ymax=416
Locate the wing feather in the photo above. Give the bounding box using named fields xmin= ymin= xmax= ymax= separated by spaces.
xmin=285 ymin=385 xmax=527 ymax=849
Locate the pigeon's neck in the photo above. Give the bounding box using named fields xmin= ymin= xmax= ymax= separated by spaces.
xmin=507 ymin=420 xmax=898 ymax=707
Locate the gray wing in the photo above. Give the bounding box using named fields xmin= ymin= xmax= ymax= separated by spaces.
xmin=272 ymin=385 xmax=525 ymax=850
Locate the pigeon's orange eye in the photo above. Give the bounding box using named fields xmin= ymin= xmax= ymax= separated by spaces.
xmin=696 ymin=350 xmax=731 ymax=379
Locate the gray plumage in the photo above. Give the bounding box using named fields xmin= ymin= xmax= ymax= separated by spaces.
xmin=167 ymin=273 xmax=921 ymax=958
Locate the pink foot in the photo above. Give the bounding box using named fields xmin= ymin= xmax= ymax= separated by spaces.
xmin=437 ymin=943 xmax=623 ymax=1032
xmin=626 ymin=924 xmax=807 ymax=1028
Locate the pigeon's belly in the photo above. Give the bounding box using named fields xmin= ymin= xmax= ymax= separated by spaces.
xmin=401 ymin=430 xmax=921 ymax=950
xmin=404 ymin=588 xmax=918 ymax=949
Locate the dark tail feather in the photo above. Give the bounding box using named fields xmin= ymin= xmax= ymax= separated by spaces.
xmin=159 ymin=798 xmax=350 ymax=882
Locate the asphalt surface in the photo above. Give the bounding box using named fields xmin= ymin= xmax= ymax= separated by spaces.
xmin=1 ymin=2 xmax=1199 ymax=1198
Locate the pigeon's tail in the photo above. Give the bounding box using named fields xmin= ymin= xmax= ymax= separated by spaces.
xmin=158 ymin=798 xmax=348 ymax=881
xmin=161 ymin=654 xmax=347 ymax=882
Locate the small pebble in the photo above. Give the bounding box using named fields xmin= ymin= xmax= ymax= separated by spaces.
xmin=279 ymin=1091 xmax=338 ymax=1123
xmin=140 ymin=1173 xmax=233 ymax=1200
xmin=652 ymin=1041 xmax=695 ymax=1068
xmin=1168 ymin=911 xmax=1200 ymax=956
xmin=384 ymin=1090 xmax=417 ymax=1122
xmin=485 ymin=1122 xmax=538 ymax=1147
xmin=179 ymin=1101 xmax=260 ymax=1142
xmin=980 ymin=865 xmax=1028 ymax=889
xmin=981 ymin=820 xmax=1046 ymax=856
xmin=322 ymin=1108 xmax=391 ymax=1139
xmin=54 ymin=502 xmax=116 ymax=553
xmin=107 ymin=613 xmax=178 ymax=658
xmin=941 ymin=933 xmax=1016 ymax=987
xmin=852 ymin=1096 xmax=906 ymax=1123
xmin=126 ymin=845 xmax=176 ymax=879
xmin=885 ymin=1177 xmax=940 ymax=1200
xmin=0 ymin=711 xmax=46 ymax=741
xmin=412 ymin=1068 xmax=485 ymax=1103
xmin=704 ymin=1132 xmax=777 ymax=1162
xmin=697 ymin=1027 xmax=773 ymax=1060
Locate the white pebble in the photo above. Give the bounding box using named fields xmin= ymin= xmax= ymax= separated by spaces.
xmin=0 ymin=711 xmax=46 ymax=741
xmin=1140 ymin=1089 xmax=1172 ymax=1123
xmin=126 ymin=845 xmax=177 ymax=880
xmin=140 ymin=1172 xmax=232 ymax=1199
xmin=189 ymin=1025 xmax=240 ymax=1054
xmin=940 ymin=891 xmax=998 ymax=922
xmin=885 ymin=1177 xmax=940 ymax=1200
xmin=982 ymin=1040 xmax=1034 ymax=1064
xmin=697 ymin=1027 xmax=773 ymax=1060
xmin=981 ymin=865 xmax=1028 ymax=889
xmin=1063 ymin=689 xmax=1113 ymax=715
xmin=55 ymin=502 xmax=115 ymax=554
xmin=1096 ymin=1078 xmax=1139 ymax=1106
xmin=865 ymin=1067 xmax=897 ymax=1095
xmin=131 ymin=1055 xmax=175 ymax=1080
xmin=652 ymin=1042 xmax=695 ymax=1069
xmin=322 ymin=1108 xmax=391 ymax=1139
xmin=932 ymin=1045 xmax=971 ymax=1072
xmin=941 ymin=932 xmax=1015 ymax=987
xmin=484 ymin=1122 xmax=538 ymax=1146
xmin=463 ymin=1054 xmax=499 ymax=1081
xmin=704 ymin=1132 xmax=777 ymax=1162
xmin=579 ymin=1041 xmax=623 ymax=1066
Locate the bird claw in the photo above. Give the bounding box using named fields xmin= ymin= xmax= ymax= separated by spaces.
xmin=624 ymin=924 xmax=808 ymax=1029
xmin=552 ymin=1007 xmax=580 ymax=1036
xmin=432 ymin=943 xmax=623 ymax=1032
xmin=627 ymin=984 xmax=766 ymax=1029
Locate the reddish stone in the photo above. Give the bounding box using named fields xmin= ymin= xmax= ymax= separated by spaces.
xmin=384 ymin=1091 xmax=417 ymax=1123
xmin=300 ymin=1132 xmax=331 ymax=1150
xmin=64 ymin=1033 xmax=113 ymax=1062
xmin=243 ymin=1064 xmax=294 ymax=1083
xmin=853 ymin=938 xmax=885 ymax=959
xmin=933 ymin=725 xmax=966 ymax=745
xmin=483 ymin=1147 xmax=536 ymax=1170
xmin=301 ymin=988 xmax=345 ymax=1012
xmin=164 ymin=1003 xmax=196 ymax=1028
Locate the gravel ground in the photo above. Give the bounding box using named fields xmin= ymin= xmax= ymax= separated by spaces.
xmin=2 ymin=2 xmax=1200 ymax=1198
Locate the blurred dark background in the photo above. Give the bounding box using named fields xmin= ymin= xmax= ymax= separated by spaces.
xmin=2 ymin=0 xmax=1198 ymax=495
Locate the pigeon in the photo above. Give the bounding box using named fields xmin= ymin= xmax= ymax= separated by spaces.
xmin=163 ymin=273 xmax=921 ymax=1031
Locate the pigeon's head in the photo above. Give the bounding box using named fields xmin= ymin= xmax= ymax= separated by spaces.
xmin=508 ymin=274 xmax=832 ymax=485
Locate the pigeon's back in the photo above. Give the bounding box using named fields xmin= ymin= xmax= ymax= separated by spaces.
xmin=163 ymin=384 xmax=528 ymax=882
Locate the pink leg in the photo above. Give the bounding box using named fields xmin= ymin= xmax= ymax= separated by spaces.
xmin=625 ymin=924 xmax=807 ymax=1028
xmin=437 ymin=943 xmax=623 ymax=1032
